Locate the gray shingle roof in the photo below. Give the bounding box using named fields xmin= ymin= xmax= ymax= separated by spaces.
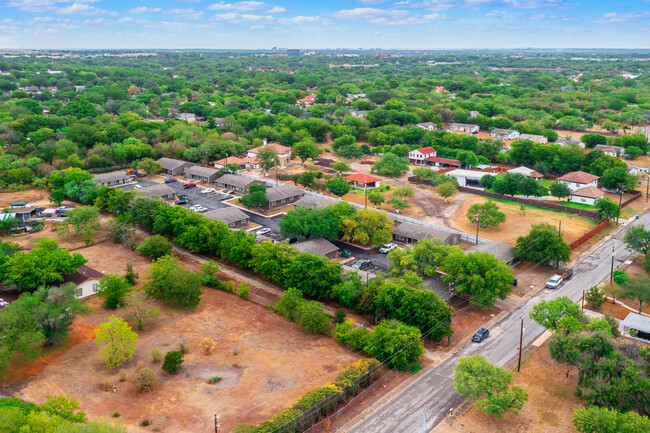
xmin=293 ymin=238 xmax=339 ymax=257
xmin=139 ymin=184 xmax=175 ymax=198
xmin=266 ymin=185 xmax=305 ymax=202
xmin=467 ymin=241 xmax=515 ymax=263
xmin=93 ymin=171 xmax=130 ymax=184
xmin=393 ymin=222 xmax=454 ymax=242
xmin=491 ymin=128 xmax=516 ymax=135
xmin=294 ymin=195 xmax=336 ymax=210
xmin=204 ymin=207 xmax=249 ymax=224
xmin=216 ymin=174 xmax=258 ymax=188
xmin=186 ymin=165 xmax=220 ymax=177
xmin=157 ymin=157 xmax=193 ymax=171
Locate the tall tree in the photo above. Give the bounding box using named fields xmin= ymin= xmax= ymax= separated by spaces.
xmin=257 ymin=145 xmax=279 ymax=174
xmin=623 ymin=225 xmax=650 ymax=255
xmin=595 ymin=197 xmax=620 ymax=221
xmin=620 ymin=275 xmax=650 ymax=313
xmin=97 ymin=273 xmax=132 ymax=309
xmin=371 ymin=153 xmax=409 ymax=177
xmin=293 ymin=139 xmax=322 ymax=165
xmin=514 ymin=223 xmax=571 ymax=268
xmin=95 ymin=316 xmax=138 ymax=370
xmin=144 ymin=255 xmax=202 ymax=307
xmin=340 ymin=208 xmax=394 ymax=247
xmin=65 ymin=206 xmax=101 ymax=245
xmin=550 ymin=182 xmax=572 ymax=201
xmin=466 ymin=201 xmax=506 ymax=228
xmin=326 ymin=177 xmax=351 ymax=197
xmin=436 ymin=181 xmax=458 ymax=202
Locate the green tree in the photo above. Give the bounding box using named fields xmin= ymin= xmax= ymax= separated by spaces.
xmin=295 ymin=300 xmax=331 ymax=334
xmin=274 ymin=287 xmax=303 ymax=320
xmin=620 ymin=274 xmax=650 ymax=313
xmin=572 ymin=406 xmax=650 ymax=433
xmin=136 ymin=235 xmax=172 ymax=260
xmin=371 ymin=153 xmax=409 ymax=177
xmin=623 ymin=225 xmax=650 ymax=255
xmin=367 ymin=190 xmax=385 ymax=207
xmin=340 ymin=208 xmax=394 ymax=247
xmin=529 ymin=296 xmax=584 ymax=330
xmin=97 ymin=273 xmax=131 ymax=309
xmin=389 ymin=198 xmax=410 ymax=212
xmin=595 ymin=197 xmax=620 ymax=221
xmin=514 ymin=223 xmax=571 ymax=268
xmin=585 ymin=286 xmax=606 ymax=309
xmin=436 ymin=181 xmax=458 ymax=202
xmin=549 ymin=182 xmax=572 ymax=200
xmin=441 ymin=251 xmax=514 ymax=308
xmin=466 ymin=201 xmax=506 ymax=228
xmin=293 ymin=139 xmax=322 ymax=165
xmin=144 ymin=255 xmax=202 ymax=307
xmin=388 ymin=239 xmax=461 ymax=277
xmin=581 ymin=133 xmax=607 ymax=148
xmin=135 ymin=158 xmax=162 ymax=175
xmin=41 ymin=395 xmax=87 ymax=423
xmin=161 ymin=350 xmax=184 ymax=375
xmin=0 ymin=216 xmax=17 ymax=235
xmin=122 ymin=291 xmax=160 ymax=331
xmin=95 ymin=316 xmax=138 ymax=370
xmin=393 ymin=186 xmax=414 ymax=200
xmin=279 ymin=207 xmax=340 ymax=240
xmin=257 ymin=145 xmax=279 ymax=174
xmin=624 ymin=146 xmax=644 ymax=159
xmin=327 ymin=177 xmax=351 ymax=197
xmin=240 ymin=183 xmax=268 ymax=209
xmin=601 ymin=166 xmax=638 ymax=191
xmin=364 ymin=319 xmax=424 ymax=371
xmin=454 ymin=355 xmax=528 ymax=418
xmin=64 ymin=206 xmax=101 ymax=245
xmin=330 ymin=162 xmax=350 ymax=174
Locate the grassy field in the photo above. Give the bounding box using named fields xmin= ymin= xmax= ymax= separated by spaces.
xmin=558 ymin=201 xmax=595 ymax=210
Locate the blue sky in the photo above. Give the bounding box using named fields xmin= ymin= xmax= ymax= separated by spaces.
xmin=0 ymin=0 xmax=649 ymax=49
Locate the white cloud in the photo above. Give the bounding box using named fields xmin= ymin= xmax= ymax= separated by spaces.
xmin=371 ymin=12 xmax=447 ymax=25
xmin=330 ymin=8 xmax=406 ymax=19
xmin=207 ymin=1 xmax=285 ymax=13
xmin=277 ymin=15 xmax=323 ymax=24
xmin=359 ymin=0 xmax=390 ymax=4
xmin=56 ymin=3 xmax=117 ymax=15
xmin=210 ymin=12 xmax=274 ymax=23
xmin=166 ymin=8 xmax=204 ymax=19
xmin=598 ymin=11 xmax=650 ymax=23
xmin=128 ymin=7 xmax=163 ymax=14
xmin=394 ymin=0 xmax=455 ymax=11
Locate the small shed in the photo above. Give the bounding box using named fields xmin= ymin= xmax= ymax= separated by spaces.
xmin=393 ymin=222 xmax=461 ymax=245
xmin=621 ymin=313 xmax=650 ymax=342
xmin=570 ymin=186 xmax=604 ymax=206
xmin=293 ymin=238 xmax=339 ymax=260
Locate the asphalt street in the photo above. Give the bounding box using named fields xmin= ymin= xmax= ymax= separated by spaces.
xmin=346 ymin=212 xmax=650 ymax=433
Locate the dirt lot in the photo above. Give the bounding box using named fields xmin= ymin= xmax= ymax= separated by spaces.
xmin=436 ymin=340 xmax=582 ymax=433
xmin=0 ymin=189 xmax=51 ymax=209
xmin=448 ymin=195 xmax=598 ymax=246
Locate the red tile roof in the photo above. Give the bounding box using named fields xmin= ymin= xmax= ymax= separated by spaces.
xmin=214 ymin=156 xmax=258 ymax=165
xmin=345 ymin=173 xmax=382 ymax=184
xmin=249 ymin=143 xmax=292 ymax=154
xmin=558 ymin=171 xmax=599 ymax=184
xmin=571 ymin=186 xmax=604 ymax=199
xmin=424 ymin=156 xmax=461 ymax=167
xmin=297 ymin=94 xmax=317 ymax=103
xmin=414 ymin=147 xmax=437 ymax=155
xmin=529 ymin=170 xmax=544 ymax=178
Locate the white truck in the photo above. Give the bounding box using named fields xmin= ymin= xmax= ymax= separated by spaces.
xmin=545 ymin=269 xmax=574 ymax=289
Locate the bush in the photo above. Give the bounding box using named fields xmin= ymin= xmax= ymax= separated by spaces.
xmin=237 ymin=282 xmax=250 ymax=299
xmin=207 ymin=376 xmax=222 ymax=384
xmin=200 ymin=337 xmax=217 ymax=355
xmin=136 ymin=235 xmax=172 ymax=260
xmin=161 ymin=351 xmax=184 ymax=375
xmin=335 ymin=310 xmax=347 ymax=324
xmin=603 ymin=314 xmax=621 ymax=338
xmin=179 ymin=340 xmax=189 ymax=354
xmin=151 ymin=348 xmax=162 ymax=363
xmin=144 ymin=255 xmax=202 ymax=308
xmin=41 ymin=395 xmax=87 ymax=423
xmin=135 ymin=368 xmax=158 ymax=392
xmin=585 ymin=286 xmax=605 ymax=309
xmin=295 ymin=300 xmax=331 ymax=334
xmin=364 ymin=320 xmax=424 ymax=371
xmin=613 ymin=270 xmax=629 ymax=285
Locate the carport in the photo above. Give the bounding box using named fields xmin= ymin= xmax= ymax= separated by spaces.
xmin=621 ymin=312 xmax=650 ymax=342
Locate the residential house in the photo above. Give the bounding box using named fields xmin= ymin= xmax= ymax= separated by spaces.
xmin=186 ymin=166 xmax=220 ymax=183
xmin=469 ymin=110 xmax=479 ymax=118
xmin=264 ymin=185 xmax=305 ymax=210
xmin=4 ymin=207 xmax=42 ymax=222
xmin=424 ymin=157 xmax=461 ymax=169
xmin=466 ymin=241 xmax=515 ymax=264
xmin=449 ymin=123 xmax=480 ymax=134
xmin=392 ymin=222 xmax=461 ymax=245
xmin=139 ymin=184 xmax=176 ymax=200
xmin=293 ymin=238 xmax=339 ymax=260
xmin=157 ymin=157 xmax=197 ymax=176
xmin=415 ymin=122 xmax=438 ymax=131
xmin=570 ymin=186 xmax=604 ymax=206
xmin=594 ymin=144 xmax=625 ymax=157
xmin=518 ymin=134 xmax=548 ymax=144
xmin=490 ymin=128 xmax=520 ymax=140
xmin=204 ymin=207 xmax=250 ymax=229
xmin=621 ymin=313 xmax=650 ymax=342
xmin=215 ymin=174 xmax=264 ymax=193
xmin=556 ymin=138 xmax=585 ymax=148
xmin=507 ymin=166 xmax=544 ymax=179
xmin=213 ymin=156 xmax=260 ymax=171
xmin=408 ymin=146 xmax=437 ymax=165
xmin=628 ymin=166 xmax=649 ymax=176
xmin=561 ymin=86 xmax=574 ymax=91
xmin=296 ymin=94 xmax=317 ymax=106
xmin=213 ymin=118 xmax=225 ymax=129
xmin=62 ymin=265 xmax=104 ymax=299
xmin=557 ymin=171 xmax=600 ymax=191
xmin=345 ymin=173 xmax=381 ymax=189
xmin=293 ymin=195 xmax=334 ymax=210
xmin=92 ymin=171 xmax=135 ymax=187
xmin=435 ymin=86 xmax=448 ymax=93
xmin=176 ymin=113 xmax=204 ymax=124
xmin=9 ymin=202 xmax=29 ymax=208
xmin=247 ymin=142 xmax=292 ymax=168
xmin=444 ymin=169 xmax=496 ymax=187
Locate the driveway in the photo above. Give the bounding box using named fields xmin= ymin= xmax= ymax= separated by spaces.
xmin=119 ymin=179 xmax=231 ymax=212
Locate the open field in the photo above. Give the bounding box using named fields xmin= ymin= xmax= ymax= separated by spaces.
xmin=447 ymin=195 xmax=598 ymax=246
xmin=436 ymin=340 xmax=582 ymax=433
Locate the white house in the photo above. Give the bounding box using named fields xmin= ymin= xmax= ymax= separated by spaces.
xmin=490 ymin=128 xmax=520 ymax=140
xmin=518 ymin=133 xmax=548 ymax=144
xmin=556 ymin=138 xmax=585 ymax=149
xmin=415 ymin=122 xmax=438 ymax=131
xmin=557 ymin=171 xmax=600 ymax=191
xmin=449 ymin=123 xmax=480 ymax=134
xmin=408 ymin=146 xmax=437 ymax=165
xmin=570 ymin=186 xmax=604 ymax=206
xmin=444 ymin=169 xmax=496 ymax=187
xmin=469 ymin=110 xmax=479 ymax=118
xmin=507 ymin=166 xmax=544 ymax=179
xmin=594 ymin=144 xmax=625 ymax=157
xmin=628 ymin=166 xmax=649 ymax=176
xmin=63 ymin=265 xmax=104 ymax=299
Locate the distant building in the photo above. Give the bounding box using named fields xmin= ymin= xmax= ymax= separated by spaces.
xmin=296 ymin=94 xmax=317 ymax=106
xmin=594 ymin=144 xmax=624 ymax=157
xmin=247 ymin=142 xmax=292 ymax=168
xmin=444 ymin=169 xmax=496 ymax=187
xmin=213 ymin=156 xmax=260 ymax=171
xmin=518 ymin=133 xmax=548 ymax=144
xmin=92 ymin=171 xmax=134 ymax=187
xmin=415 ymin=122 xmax=438 ymax=131
xmin=466 ymin=241 xmax=515 ymax=264
xmin=561 ymin=85 xmax=574 ymax=91
xmin=215 ymin=174 xmax=264 ymax=193
xmin=139 ymin=184 xmax=176 ymax=200
xmin=424 ymin=157 xmax=461 ymax=169
xmin=176 ymin=112 xmax=204 ymax=124
xmin=408 ymin=147 xmax=437 ymax=165
xmin=392 ymin=222 xmax=461 ymax=246
xmin=63 ymin=265 xmax=104 ymax=299
xmin=507 ymin=166 xmax=544 ymax=179
xmin=204 ymin=207 xmax=249 ymax=229
xmin=345 ymin=173 xmax=381 ymax=189
xmin=469 ymin=110 xmax=479 ymax=118
xmin=556 ymin=138 xmax=585 ymax=148
xmin=293 ymin=195 xmax=334 ymax=210
xmin=287 ymin=49 xmax=301 ymax=57
xmin=376 ymin=51 xmax=390 ymax=57
xmin=557 ymin=171 xmax=600 ymax=191
xmin=449 ymin=123 xmax=479 ymax=134
xmin=264 ymin=185 xmax=305 ymax=210
xmin=491 ymin=128 xmax=520 ymax=140
xmin=157 ymin=158 xmax=197 ymax=176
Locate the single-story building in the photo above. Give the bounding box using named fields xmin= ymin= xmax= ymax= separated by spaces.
xmin=204 ymin=207 xmax=250 ymax=229
xmin=570 ymin=186 xmax=604 ymax=206
xmin=556 ymin=138 xmax=585 ymax=148
xmin=466 ymin=241 xmax=516 ymax=264
xmin=408 ymin=146 xmax=437 ymax=164
xmin=213 ymin=156 xmax=260 ymax=171
xmin=425 ymin=156 xmax=461 ymax=169
xmin=293 ymin=238 xmax=339 ymax=260
xmin=392 ymin=222 xmax=461 ymax=245
xmin=621 ymin=312 xmax=650 ymax=342
xmin=293 ymin=195 xmax=335 ymax=210
xmin=139 ymin=184 xmax=176 ymax=200
xmin=247 ymin=142 xmax=292 ymax=168
xmin=93 ymin=171 xmax=135 ymax=187
xmin=594 ymin=144 xmax=624 ymax=158
xmin=518 ymin=134 xmax=548 ymax=144
xmin=157 ymin=157 xmax=197 ymax=176
xmin=186 ymin=166 xmax=220 ymax=184
xmin=345 ymin=173 xmax=381 ymax=189
xmin=444 ymin=169 xmax=496 ymax=187
xmin=62 ymin=265 xmax=104 ymax=299
xmin=449 ymin=123 xmax=480 ymax=134
xmin=628 ymin=166 xmax=649 ymax=176
xmin=4 ymin=207 xmax=42 ymax=222
xmin=265 ymin=185 xmax=305 ymax=210
xmin=415 ymin=122 xmax=438 ymax=131
xmin=491 ymin=128 xmax=520 ymax=140
xmin=9 ymin=202 xmax=29 ymax=208
xmin=215 ymin=174 xmax=264 ymax=193
xmin=507 ymin=166 xmax=544 ymax=179
xmin=558 ymin=171 xmax=600 ymax=191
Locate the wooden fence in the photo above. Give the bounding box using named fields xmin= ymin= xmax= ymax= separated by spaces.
xmin=621 ymin=190 xmax=642 ymax=208
xmin=569 ymin=219 xmax=611 ymax=250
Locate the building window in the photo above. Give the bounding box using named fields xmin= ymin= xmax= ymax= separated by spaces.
xmin=92 ymin=283 xmax=98 ymax=293
xmin=75 ymin=288 xmax=83 ymax=298
xmin=395 ymin=235 xmax=404 ymax=241
xmin=281 ymin=198 xmax=285 ymax=203
xmin=229 ymin=222 xmax=234 ymax=227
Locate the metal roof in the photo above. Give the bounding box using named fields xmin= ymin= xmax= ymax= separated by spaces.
xmin=393 ymin=222 xmax=456 ymax=242
xmin=265 ymin=185 xmax=305 ymax=202
xmin=216 ymin=174 xmax=259 ymax=188
xmin=622 ymin=312 xmax=650 ymax=333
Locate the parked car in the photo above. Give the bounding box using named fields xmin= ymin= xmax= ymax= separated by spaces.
xmin=256 ymin=227 xmax=271 ymax=235
xmin=379 ymin=243 xmax=397 ymax=254
xmin=201 ymin=188 xmax=216 ymax=194
xmin=175 ymin=199 xmax=188 ymax=205
xmin=351 ymin=258 xmax=372 ymax=270
xmin=190 ymin=205 xmax=207 ymax=213
xmin=164 ymin=177 xmax=177 ymax=183
xmin=56 ymin=206 xmax=68 ymax=212
xmin=472 ymin=328 xmax=490 ymax=343
xmin=546 ymin=275 xmax=563 ymax=289
xmin=177 ymin=194 xmax=187 ymax=200
xmin=220 ymin=194 xmax=234 ymax=200
xmin=340 ymin=249 xmax=352 ymax=258
xmin=133 ymin=184 xmax=142 ymax=189
xmin=183 ymin=182 xmax=196 ymax=189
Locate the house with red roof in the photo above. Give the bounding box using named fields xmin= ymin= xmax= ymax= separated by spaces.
xmin=213 ymin=156 xmax=260 ymax=170
xmin=247 ymin=142 xmax=293 ymax=168
xmin=558 ymin=171 xmax=599 ymax=191
xmin=570 ymin=186 xmax=604 ymax=206
xmin=425 ymin=156 xmax=461 ymax=169
xmin=296 ymin=94 xmax=317 ymax=106
xmin=345 ymin=173 xmax=381 ymax=189
xmin=408 ymin=147 xmax=437 ymax=165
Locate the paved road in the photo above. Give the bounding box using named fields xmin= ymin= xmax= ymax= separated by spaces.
xmin=346 ymin=212 xmax=650 ymax=433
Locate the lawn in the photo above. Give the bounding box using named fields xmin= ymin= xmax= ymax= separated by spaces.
xmin=557 ymin=201 xmax=595 ymax=210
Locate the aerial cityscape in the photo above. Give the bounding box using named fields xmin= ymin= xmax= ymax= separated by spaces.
xmin=0 ymin=1 xmax=649 ymax=433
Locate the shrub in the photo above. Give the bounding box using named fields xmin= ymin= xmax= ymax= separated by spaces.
xmin=207 ymin=376 xmax=222 ymax=384
xmin=613 ymin=270 xmax=629 ymax=285
xmin=585 ymin=286 xmax=605 ymax=309
xmin=136 ymin=235 xmax=172 ymax=260
xmin=141 ymin=420 xmax=151 ymax=427
xmin=135 ymin=368 xmax=158 ymax=392
xmin=603 ymin=314 xmax=621 ymax=338
xmin=41 ymin=395 xmax=87 ymax=423
xmin=335 ymin=310 xmax=347 ymax=324
xmin=200 ymin=337 xmax=217 ymax=355
xmin=161 ymin=351 xmax=184 ymax=375
xmin=408 ymin=364 xmax=423 ymax=374
xmin=237 ymin=282 xmax=250 ymax=299
xmin=295 ymin=300 xmax=331 ymax=334
xmin=112 ymin=411 xmax=120 ymax=418
xmin=200 ymin=261 xmax=221 ymax=288
xmin=151 ymin=348 xmax=162 ymax=363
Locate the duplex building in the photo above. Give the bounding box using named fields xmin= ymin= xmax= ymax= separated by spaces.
xmin=139 ymin=184 xmax=176 ymax=200
xmin=264 ymin=185 xmax=305 ymax=210
xmin=293 ymin=238 xmax=339 ymax=260
xmin=449 ymin=123 xmax=479 ymax=134
xmin=204 ymin=207 xmax=250 ymax=229
xmin=92 ymin=171 xmax=134 ymax=187
xmin=157 ymin=157 xmax=197 ymax=176
xmin=408 ymin=147 xmax=437 ymax=165
xmin=392 ymin=222 xmax=461 ymax=245
xmin=558 ymin=171 xmax=600 ymax=191
xmin=490 ymin=128 xmax=520 ymax=140
xmin=186 ymin=166 xmax=220 ymax=184
xmin=215 ymin=174 xmax=264 ymax=193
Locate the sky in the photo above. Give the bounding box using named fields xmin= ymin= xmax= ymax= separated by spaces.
xmin=0 ymin=0 xmax=649 ymax=50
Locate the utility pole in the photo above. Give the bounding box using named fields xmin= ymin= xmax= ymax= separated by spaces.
xmin=581 ymin=290 xmax=585 ymax=310
xmin=364 ymin=183 xmax=368 ymax=209
xmin=517 ymin=318 xmax=523 ymax=372
xmin=617 ymin=191 xmax=623 ymax=224
xmin=646 ymin=175 xmax=649 ymax=203
xmin=475 ymin=217 xmax=480 ymax=244
xmin=558 ymin=220 xmax=562 ymax=241
xmin=610 ymin=246 xmax=616 ymax=283
xmin=214 ymin=414 xmax=220 ymax=433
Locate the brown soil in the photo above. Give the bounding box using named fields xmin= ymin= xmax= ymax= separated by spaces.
xmin=0 ymin=189 xmax=51 ymax=208
xmin=437 ymin=340 xmax=582 ymax=433
xmin=448 ymin=299 xmax=502 ymax=346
